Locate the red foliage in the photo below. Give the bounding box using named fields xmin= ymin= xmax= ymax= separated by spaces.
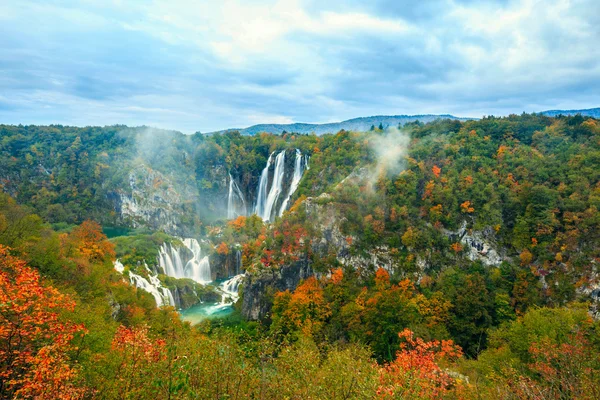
xmin=0 ymin=245 xmax=87 ymax=399
xmin=377 ymin=329 xmax=463 ymax=399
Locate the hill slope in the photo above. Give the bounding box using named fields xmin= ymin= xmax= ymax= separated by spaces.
xmin=540 ymin=107 xmax=600 ymax=118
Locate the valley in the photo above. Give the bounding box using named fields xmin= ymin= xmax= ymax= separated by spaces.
xmin=1 ymin=113 xmax=600 ymax=398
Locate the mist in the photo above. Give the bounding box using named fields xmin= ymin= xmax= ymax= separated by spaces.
xmin=369 ymin=127 xmax=411 ymax=181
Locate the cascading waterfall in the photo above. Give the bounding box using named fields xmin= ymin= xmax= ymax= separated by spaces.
xmin=254 ymin=149 xmax=309 ymax=222
xmin=254 ymin=152 xmax=273 ymax=220
xmin=220 ymin=274 xmax=245 ymax=304
xmin=279 ymin=149 xmax=307 ymax=217
xmin=227 ymin=173 xmax=246 ymax=219
xmin=114 ymin=260 xmax=175 ymax=307
xmin=158 ymin=238 xmax=211 ymax=284
xmin=261 ymin=150 xmax=286 ymax=221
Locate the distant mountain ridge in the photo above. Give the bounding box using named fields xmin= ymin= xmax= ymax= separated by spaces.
xmin=208 ymin=107 xmax=600 ymax=136
xmin=540 ymin=107 xmax=600 ymax=118
xmin=208 ymin=114 xmax=474 ymax=135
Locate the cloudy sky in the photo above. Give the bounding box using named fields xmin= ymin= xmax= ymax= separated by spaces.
xmin=1 ymin=0 xmax=599 ymax=133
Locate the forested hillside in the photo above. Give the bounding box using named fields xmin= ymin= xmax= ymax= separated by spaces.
xmin=1 ymin=113 xmax=600 ymax=398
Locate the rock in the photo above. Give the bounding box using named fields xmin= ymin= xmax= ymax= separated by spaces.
xmin=242 ymin=256 xmax=312 ymax=320
xmin=444 ymin=221 xmax=504 ymax=266
xmin=109 ymin=164 xmax=199 ymax=235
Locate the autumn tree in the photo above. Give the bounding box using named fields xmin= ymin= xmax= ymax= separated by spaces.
xmin=61 ymin=220 xmax=115 ymax=264
xmin=0 ymin=245 xmax=87 ymax=399
xmin=377 ymin=329 xmax=463 ymax=399
xmin=271 ymin=277 xmax=330 ymax=337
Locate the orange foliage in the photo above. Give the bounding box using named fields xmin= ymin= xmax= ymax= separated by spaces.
xmin=63 ymin=220 xmax=115 ymax=264
xmin=273 ymin=277 xmax=329 ymax=335
xmin=464 ymin=175 xmax=473 ymax=185
xmin=289 ymin=195 xmax=307 ymax=213
xmin=497 ymin=145 xmax=509 ymax=158
xmin=375 ymin=267 xmax=390 ymax=289
xmin=377 ymin=329 xmax=463 ymax=399
xmin=432 ymin=165 xmax=441 ymax=178
xmin=450 ymin=242 xmax=463 ymax=253
xmin=216 ymin=242 xmax=229 ymax=256
xmin=0 ymin=245 xmax=87 ymax=399
xmin=460 ymin=201 xmax=474 ymax=213
xmin=109 ymin=325 xmax=167 ymax=397
xmin=227 ymin=215 xmax=246 ymax=231
xmin=329 ymin=268 xmax=344 ymax=285
xmin=111 ymin=325 xmax=165 ymax=363
xmin=422 ymin=180 xmax=435 ymax=200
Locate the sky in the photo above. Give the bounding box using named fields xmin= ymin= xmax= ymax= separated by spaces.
xmin=1 ymin=0 xmax=599 ymax=133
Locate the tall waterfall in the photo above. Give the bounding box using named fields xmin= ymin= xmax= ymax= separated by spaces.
xmin=114 ymin=260 xmax=175 ymax=307
xmin=279 ymin=149 xmax=306 ymax=217
xmin=158 ymin=238 xmax=211 ymax=284
xmin=254 ymin=152 xmax=273 ymax=220
xmin=254 ymin=149 xmax=308 ymax=221
xmin=261 ymin=149 xmax=286 ymax=221
xmin=227 ymin=173 xmax=246 ymax=219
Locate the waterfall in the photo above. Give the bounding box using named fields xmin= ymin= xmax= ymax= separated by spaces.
xmin=279 ymin=149 xmax=306 ymax=217
xmin=114 ymin=259 xmax=125 ymax=273
xmin=158 ymin=238 xmax=212 ymax=284
xmin=235 ymin=249 xmax=242 ymax=275
xmin=254 ymin=150 xmax=286 ymax=222
xmin=227 ymin=173 xmax=246 ymax=219
xmin=254 ymin=149 xmax=308 ymax=221
xmin=254 ymin=152 xmax=273 ymax=220
xmin=114 ymin=260 xmax=175 ymax=308
xmin=220 ymin=274 xmax=245 ymax=305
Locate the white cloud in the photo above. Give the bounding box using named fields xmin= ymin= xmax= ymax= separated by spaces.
xmin=0 ymin=0 xmax=598 ymax=132
xmin=246 ymin=113 xmax=294 ymax=125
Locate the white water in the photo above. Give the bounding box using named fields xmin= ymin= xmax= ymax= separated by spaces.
xmin=279 ymin=149 xmax=306 ymax=216
xmin=220 ymin=274 xmax=245 ymax=304
xmin=114 ymin=260 xmax=175 ymax=307
xmin=227 ymin=173 xmax=246 ymax=219
xmin=262 ymin=150 xmax=286 ymax=221
xmin=114 ymin=259 xmax=125 ymax=273
xmin=254 ymin=152 xmax=273 ymax=220
xmin=158 ymin=238 xmax=211 ymax=284
xmin=254 ymin=149 xmax=308 ymax=222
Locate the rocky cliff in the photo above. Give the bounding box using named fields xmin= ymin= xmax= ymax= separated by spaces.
xmin=109 ymin=164 xmax=201 ymax=236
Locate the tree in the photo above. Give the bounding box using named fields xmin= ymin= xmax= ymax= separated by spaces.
xmin=377 ymin=329 xmax=463 ymax=399
xmin=0 ymin=245 xmax=87 ymax=399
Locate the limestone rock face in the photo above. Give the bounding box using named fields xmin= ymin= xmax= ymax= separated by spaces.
xmin=210 ymin=247 xmax=243 ymax=281
xmin=444 ymin=221 xmax=504 ymax=266
xmin=109 ymin=165 xmax=199 ymax=235
xmin=242 ymin=257 xmax=312 ymax=320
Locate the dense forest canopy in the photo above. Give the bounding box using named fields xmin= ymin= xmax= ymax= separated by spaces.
xmin=1 ymin=113 xmax=600 ymax=398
